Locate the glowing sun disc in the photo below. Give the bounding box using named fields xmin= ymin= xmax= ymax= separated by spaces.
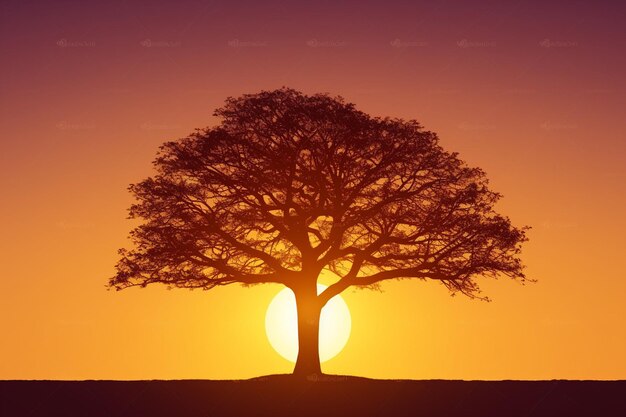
xmin=265 ymin=284 xmax=351 ymax=363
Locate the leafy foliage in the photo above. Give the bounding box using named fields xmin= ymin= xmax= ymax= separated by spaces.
xmin=111 ymin=88 xmax=528 ymax=302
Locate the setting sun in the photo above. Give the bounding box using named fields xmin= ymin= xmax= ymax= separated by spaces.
xmin=265 ymin=285 xmax=351 ymax=363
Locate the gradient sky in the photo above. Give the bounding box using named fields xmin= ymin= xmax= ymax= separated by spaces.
xmin=1 ymin=0 xmax=625 ymax=380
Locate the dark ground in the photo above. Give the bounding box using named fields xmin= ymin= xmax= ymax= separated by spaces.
xmin=1 ymin=375 xmax=625 ymax=417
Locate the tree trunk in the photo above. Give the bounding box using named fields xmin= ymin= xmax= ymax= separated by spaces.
xmin=292 ymin=284 xmax=322 ymax=377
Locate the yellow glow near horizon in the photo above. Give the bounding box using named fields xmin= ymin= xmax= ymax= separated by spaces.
xmin=265 ymin=284 xmax=351 ymax=363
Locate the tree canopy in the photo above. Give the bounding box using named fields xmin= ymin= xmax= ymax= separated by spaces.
xmin=110 ymin=88 xmax=529 ymax=303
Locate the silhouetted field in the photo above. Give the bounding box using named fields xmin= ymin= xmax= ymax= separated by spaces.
xmin=2 ymin=375 xmax=624 ymax=416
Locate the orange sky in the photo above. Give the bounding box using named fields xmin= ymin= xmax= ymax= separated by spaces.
xmin=1 ymin=0 xmax=625 ymax=380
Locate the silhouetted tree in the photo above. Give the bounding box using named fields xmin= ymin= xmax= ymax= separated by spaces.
xmin=110 ymin=88 xmax=529 ymax=377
